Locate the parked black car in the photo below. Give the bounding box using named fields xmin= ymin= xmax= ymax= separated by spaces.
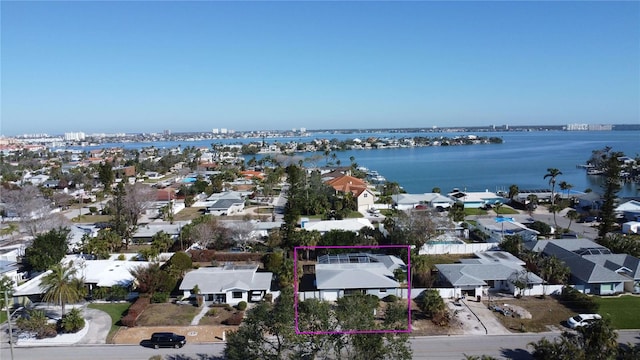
xmin=147 ymin=332 xmax=186 ymax=349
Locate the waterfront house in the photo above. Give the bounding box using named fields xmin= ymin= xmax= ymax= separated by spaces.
xmin=447 ymin=190 xmax=504 ymax=209
xmin=179 ymin=264 xmax=272 ymax=305
xmin=393 ymin=193 xmax=455 ymax=211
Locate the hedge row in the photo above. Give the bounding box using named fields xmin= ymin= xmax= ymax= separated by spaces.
xmin=224 ymin=312 xmax=244 ymax=325
xmin=559 ymin=286 xmax=599 ymax=313
xmin=121 ymin=297 xmax=151 ymax=327
xmin=189 ymin=250 xmax=263 ymax=263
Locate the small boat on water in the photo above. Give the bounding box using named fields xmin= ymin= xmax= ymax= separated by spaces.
xmin=587 ymin=169 xmax=604 ymax=175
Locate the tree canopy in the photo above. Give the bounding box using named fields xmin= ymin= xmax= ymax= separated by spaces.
xmin=24 ymin=228 xmax=70 ymax=272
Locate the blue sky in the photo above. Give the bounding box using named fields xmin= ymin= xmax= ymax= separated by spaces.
xmin=1 ymin=1 xmax=638 ymax=135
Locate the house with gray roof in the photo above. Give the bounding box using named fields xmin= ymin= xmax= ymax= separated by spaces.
xmin=435 ymin=251 xmax=544 ymax=299
xmin=616 ymin=200 xmax=640 ymax=221
xmin=313 ymin=253 xmax=404 ymax=301
xmin=394 ymin=193 xmax=455 ymax=211
xmin=530 ymin=239 xmax=640 ymax=295
xmin=475 ymin=217 xmax=540 ymax=243
xmin=179 ymin=264 xmax=272 ymax=305
xmin=205 ymin=192 xmax=245 ymax=216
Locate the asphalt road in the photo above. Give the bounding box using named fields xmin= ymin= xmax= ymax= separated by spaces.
xmin=2 ymin=331 xmax=639 ymax=360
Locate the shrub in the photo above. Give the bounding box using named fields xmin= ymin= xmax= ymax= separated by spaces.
xmin=206 ymin=309 xmax=217 ymax=317
xmin=224 ymin=312 xmax=244 ymax=325
xmin=151 ymin=292 xmax=169 ymax=303
xmin=40 ymin=324 xmax=58 ymax=339
xmin=383 ymin=294 xmax=398 ymax=303
xmin=121 ymin=297 xmax=150 ymax=327
xmin=107 ymin=285 xmax=129 ymax=301
xmin=236 ymin=301 xmax=247 ymax=311
xmin=89 ymin=206 xmax=98 ymax=214
xmin=117 ymin=254 xmax=126 ymax=261
xmin=59 ymin=308 xmax=85 ymax=333
xmin=264 ymin=293 xmax=273 ymax=303
xmin=560 ymin=286 xmax=599 ymax=313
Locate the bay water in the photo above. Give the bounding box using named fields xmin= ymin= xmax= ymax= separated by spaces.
xmin=68 ymin=130 xmax=640 ymax=197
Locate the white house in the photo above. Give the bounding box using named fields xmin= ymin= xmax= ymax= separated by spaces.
xmin=394 ymin=193 xmax=455 ymax=211
xmin=447 ymin=190 xmax=504 ymax=209
xmin=179 ymin=264 xmax=272 ymax=306
xmin=301 ymin=218 xmax=374 ymax=234
xmin=206 ymin=192 xmax=245 ymax=216
xmin=435 ymin=251 xmax=545 ymax=299
xmin=623 ymin=221 xmax=640 ymax=235
xmin=475 ymin=217 xmax=539 ymax=243
xmin=616 ymin=200 xmax=640 ymax=222
xmin=313 ymin=253 xmax=404 ymax=301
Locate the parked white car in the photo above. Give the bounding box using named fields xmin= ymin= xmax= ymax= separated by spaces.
xmin=567 ymin=313 xmax=602 ymax=329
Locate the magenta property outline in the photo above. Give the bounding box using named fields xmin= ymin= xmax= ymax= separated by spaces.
xmin=293 ymin=244 xmax=412 ymax=335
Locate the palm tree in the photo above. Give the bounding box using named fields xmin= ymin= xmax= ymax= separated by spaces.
xmin=526 ymin=194 xmax=538 ymax=215
xmin=543 ymin=168 xmax=563 ymax=205
xmin=494 ymin=202 xmax=503 ymax=216
xmin=548 ymin=204 xmax=562 ymax=235
xmin=566 ymin=209 xmax=581 ymax=232
xmin=41 ymin=262 xmax=84 ymax=316
xmin=508 ymin=185 xmax=519 ymax=203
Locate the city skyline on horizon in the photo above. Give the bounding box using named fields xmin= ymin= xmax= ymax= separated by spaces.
xmin=2 ymin=1 xmax=638 ymax=136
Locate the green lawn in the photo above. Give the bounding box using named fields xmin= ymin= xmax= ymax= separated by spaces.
xmin=0 ymin=312 xmax=6 ymax=323
xmin=88 ymin=302 xmax=131 ymax=343
xmin=464 ymin=208 xmax=488 ymax=216
xmin=594 ymin=296 xmax=640 ymax=329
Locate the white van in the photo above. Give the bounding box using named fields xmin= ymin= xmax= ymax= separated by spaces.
xmin=567 ymin=313 xmax=602 ymax=329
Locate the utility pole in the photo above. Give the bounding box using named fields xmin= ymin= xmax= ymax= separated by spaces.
xmin=5 ymin=291 xmax=15 ymax=360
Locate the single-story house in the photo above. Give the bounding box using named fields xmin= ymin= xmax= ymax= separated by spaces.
xmin=205 ymin=192 xmax=245 ymax=216
xmin=179 ymin=264 xmax=272 ymax=305
xmin=131 ymin=222 xmax=186 ymax=244
xmin=436 ymin=251 xmax=544 ymax=299
xmin=314 ymin=253 xmax=404 ymax=301
xmin=13 ymin=254 xmax=159 ymax=304
xmin=474 ymin=217 xmax=539 ymax=243
xmin=530 ymin=239 xmax=638 ymax=295
xmin=301 ymin=218 xmax=374 ymax=234
xmin=447 ymin=190 xmax=505 ymax=209
xmin=616 ymin=200 xmax=640 ymax=222
xmin=575 ymin=192 xmax=603 ymax=211
xmin=394 ymin=193 xmax=455 ymax=211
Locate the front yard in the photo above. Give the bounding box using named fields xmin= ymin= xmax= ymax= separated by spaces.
xmin=594 ymin=295 xmax=640 ymax=329
xmin=136 ymin=303 xmax=200 ymax=326
xmin=487 ymin=295 xmax=575 ymax=332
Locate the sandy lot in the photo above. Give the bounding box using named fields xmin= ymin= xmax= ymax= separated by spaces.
xmin=113 ymin=325 xmax=238 ymax=344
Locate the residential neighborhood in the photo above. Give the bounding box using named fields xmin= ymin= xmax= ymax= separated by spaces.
xmin=0 ymin=139 xmax=639 ymax=359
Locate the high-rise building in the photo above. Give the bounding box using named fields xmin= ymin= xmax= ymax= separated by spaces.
xmin=64 ymin=132 xmax=86 ymax=141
